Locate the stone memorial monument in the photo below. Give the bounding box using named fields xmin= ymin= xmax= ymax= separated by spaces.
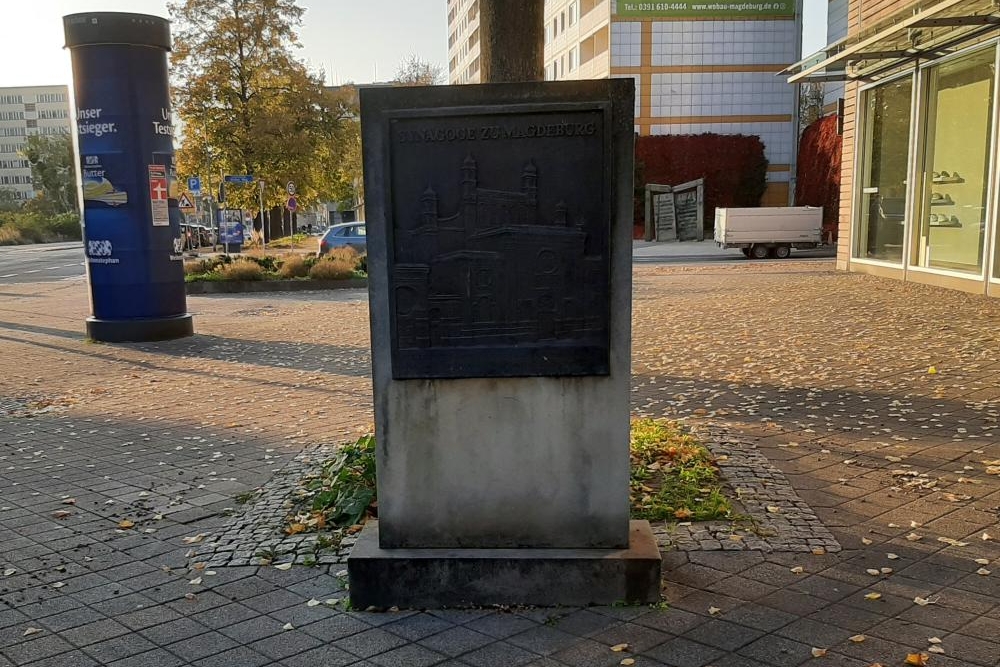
xmin=348 ymin=79 xmax=660 ymax=608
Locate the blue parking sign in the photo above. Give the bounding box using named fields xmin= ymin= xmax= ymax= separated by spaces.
xmin=187 ymin=176 xmax=201 ymax=193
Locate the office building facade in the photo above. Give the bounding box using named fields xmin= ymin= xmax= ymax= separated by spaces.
xmin=0 ymin=85 xmax=72 ymax=203
xmin=447 ymin=1 xmax=803 ymax=206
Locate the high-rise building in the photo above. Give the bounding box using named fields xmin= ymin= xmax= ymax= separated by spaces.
xmin=447 ymin=1 xmax=802 ymax=206
xmin=0 ymin=85 xmax=72 ymax=203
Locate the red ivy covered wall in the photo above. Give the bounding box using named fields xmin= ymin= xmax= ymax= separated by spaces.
xmin=634 ymin=133 xmax=769 ymax=238
xmin=795 ymin=114 xmax=841 ymax=242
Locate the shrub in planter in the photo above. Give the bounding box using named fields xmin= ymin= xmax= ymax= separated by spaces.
xmin=355 ymin=253 xmax=367 ymax=274
xmin=247 ymin=254 xmax=279 ymax=272
xmin=324 ymin=246 xmax=355 ymax=260
xmin=308 ymin=258 xmax=355 ymax=281
xmin=278 ymin=254 xmax=310 ymax=278
xmin=218 ymin=258 xmax=265 ymax=281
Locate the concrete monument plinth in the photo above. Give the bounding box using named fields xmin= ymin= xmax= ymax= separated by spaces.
xmin=349 ymin=520 xmax=661 ymax=608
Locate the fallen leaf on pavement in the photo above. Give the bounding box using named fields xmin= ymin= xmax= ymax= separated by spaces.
xmin=906 ymin=533 xmax=923 ymax=541
xmin=811 ymin=647 xmax=828 ymax=657
xmin=23 ymin=627 xmax=42 ymax=636
xmin=189 ymin=577 xmax=202 ymax=585
xmin=975 ymin=558 xmax=990 ymax=565
xmin=52 ymin=510 xmax=72 ymax=519
xmin=913 ymin=596 xmax=938 ymax=606
xmin=861 ymin=538 xmax=873 ymax=545
xmin=274 ymin=563 xmax=292 ymax=571
xmin=976 ymin=568 xmax=991 ymax=576
xmin=864 ymin=592 xmax=882 ymax=600
xmin=117 ymin=519 xmax=134 ymax=529
xmin=927 ymin=637 xmax=941 ymax=644
xmin=61 ymin=498 xmax=76 ymax=505
xmin=905 ymin=653 xmax=929 ymax=666
xmin=983 ymin=532 xmax=993 ymax=541
xmin=181 ymin=534 xmax=207 ymax=544
xmin=866 ymin=569 xmax=880 ymax=576
xmin=2 ymin=569 xmax=15 ymax=576
xmin=282 ymin=622 xmax=294 ymax=631
xmin=610 ymin=644 xmax=629 ymax=652
xmin=936 ymin=537 xmax=968 ymax=547
xmin=887 ymin=553 xmax=899 ymax=560
xmin=708 ymin=606 xmax=721 ymax=615
xmin=306 ymin=599 xmax=321 ymax=607
xmin=766 ymin=505 xmax=781 ymax=513
xmin=620 ymin=659 xmax=635 ymax=666
xmin=927 ymin=646 xmax=945 ymax=654
xmin=849 ymin=635 xmax=866 ymax=642
xmin=790 ymin=566 xmax=804 ymax=574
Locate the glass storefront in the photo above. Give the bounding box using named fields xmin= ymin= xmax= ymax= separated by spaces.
xmin=855 ymin=78 xmax=913 ymax=263
xmin=914 ymin=47 xmax=996 ymax=274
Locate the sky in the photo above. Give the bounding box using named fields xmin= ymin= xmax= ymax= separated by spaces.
xmin=0 ymin=0 xmax=828 ymax=88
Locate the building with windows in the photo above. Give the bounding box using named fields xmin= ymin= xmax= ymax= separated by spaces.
xmin=447 ymin=1 xmax=803 ymax=206
xmin=0 ymin=85 xmax=72 ymax=203
xmin=787 ymin=0 xmax=1000 ymax=296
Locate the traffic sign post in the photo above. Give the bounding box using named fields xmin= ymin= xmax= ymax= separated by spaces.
xmin=177 ymin=192 xmax=196 ymax=212
xmin=286 ymin=181 xmax=295 ymax=195
xmin=225 ymin=174 xmax=254 ymax=184
xmin=187 ymin=176 xmax=201 ymax=194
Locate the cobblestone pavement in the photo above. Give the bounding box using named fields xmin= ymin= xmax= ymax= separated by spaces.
xmin=1 ymin=263 xmax=999 ymax=667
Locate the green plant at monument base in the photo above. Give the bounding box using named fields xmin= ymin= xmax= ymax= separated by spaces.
xmin=284 ymin=434 xmax=377 ymax=536
xmin=629 ymin=418 xmax=732 ymax=522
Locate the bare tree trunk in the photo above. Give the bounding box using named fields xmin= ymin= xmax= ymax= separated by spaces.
xmin=479 ymin=0 xmax=544 ymax=83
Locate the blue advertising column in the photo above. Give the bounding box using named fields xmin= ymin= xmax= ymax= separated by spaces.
xmin=64 ymin=12 xmax=193 ymax=342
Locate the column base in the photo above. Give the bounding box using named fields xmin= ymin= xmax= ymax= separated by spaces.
xmin=86 ymin=314 xmax=194 ymax=342
xmin=347 ymin=520 xmax=662 ymax=609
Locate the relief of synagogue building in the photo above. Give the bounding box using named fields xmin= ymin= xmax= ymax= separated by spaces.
xmin=393 ymin=154 xmax=607 ymax=351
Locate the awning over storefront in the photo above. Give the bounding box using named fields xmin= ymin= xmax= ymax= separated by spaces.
xmin=784 ymin=0 xmax=1000 ymax=83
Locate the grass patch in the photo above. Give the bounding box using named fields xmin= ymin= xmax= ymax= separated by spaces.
xmin=285 ymin=434 xmax=376 ymax=536
xmin=629 ymin=418 xmax=732 ymax=522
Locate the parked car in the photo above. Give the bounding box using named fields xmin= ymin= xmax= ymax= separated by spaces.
xmin=317 ymin=222 xmax=366 ymax=256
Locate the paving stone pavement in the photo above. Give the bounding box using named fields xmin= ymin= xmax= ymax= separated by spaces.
xmin=1 ymin=263 xmax=999 ymax=667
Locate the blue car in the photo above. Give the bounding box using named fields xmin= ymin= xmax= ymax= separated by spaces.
xmin=317 ymin=222 xmax=366 ymax=256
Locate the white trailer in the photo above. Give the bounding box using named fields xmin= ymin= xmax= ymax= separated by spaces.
xmin=714 ymin=206 xmax=823 ymax=259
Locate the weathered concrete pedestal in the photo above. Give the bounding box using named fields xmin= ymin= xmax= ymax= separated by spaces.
xmin=350 ymin=79 xmax=656 ymax=608
xmin=349 ymin=520 xmax=660 ymax=608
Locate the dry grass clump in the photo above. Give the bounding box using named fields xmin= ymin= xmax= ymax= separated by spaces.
xmin=308 ymin=258 xmax=355 ymax=281
xmin=278 ymin=254 xmax=310 ymax=278
xmin=218 ymin=259 xmax=265 ymax=281
xmin=324 ymin=246 xmax=358 ymax=263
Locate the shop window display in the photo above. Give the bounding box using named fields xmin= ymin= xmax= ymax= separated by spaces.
xmin=855 ymin=77 xmax=913 ymax=263
xmin=915 ymin=47 xmax=996 ymax=274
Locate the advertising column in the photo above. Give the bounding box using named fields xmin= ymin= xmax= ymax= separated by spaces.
xmin=64 ymin=12 xmax=193 ymax=342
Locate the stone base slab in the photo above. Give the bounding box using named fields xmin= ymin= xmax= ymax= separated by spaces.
xmin=347 ymin=520 xmax=661 ymax=609
xmin=86 ymin=314 xmax=193 ymax=342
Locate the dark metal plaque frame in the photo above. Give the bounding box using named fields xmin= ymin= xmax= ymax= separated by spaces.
xmin=362 ymin=81 xmax=633 ymax=379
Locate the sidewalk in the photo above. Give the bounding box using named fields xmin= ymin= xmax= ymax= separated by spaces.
xmin=1 ymin=262 xmax=998 ymax=667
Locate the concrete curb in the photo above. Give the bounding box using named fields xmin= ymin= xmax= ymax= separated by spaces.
xmin=185 ymin=278 xmax=368 ymax=294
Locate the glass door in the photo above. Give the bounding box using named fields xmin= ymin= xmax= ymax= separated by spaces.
xmin=914 ymin=46 xmax=996 ymax=274
xmin=854 ymin=77 xmax=913 ymax=263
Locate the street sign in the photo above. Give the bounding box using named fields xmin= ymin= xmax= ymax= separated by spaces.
xmin=187 ymin=176 xmax=201 ymax=193
xmin=286 ymin=196 xmax=297 ymax=212
xmin=224 ymin=174 xmax=254 ymax=184
xmin=177 ymin=192 xmax=196 ymax=212
xmin=286 ymin=181 xmax=295 ymax=195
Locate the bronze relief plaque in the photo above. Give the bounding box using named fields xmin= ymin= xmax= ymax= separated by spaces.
xmin=363 ymin=84 xmax=620 ymax=379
